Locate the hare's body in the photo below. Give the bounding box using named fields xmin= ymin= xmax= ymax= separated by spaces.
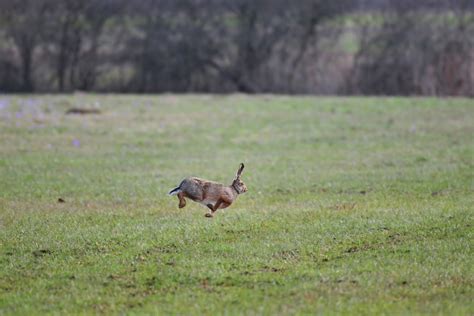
xmin=173 ymin=177 xmax=236 ymax=208
xmin=169 ymin=164 xmax=247 ymax=217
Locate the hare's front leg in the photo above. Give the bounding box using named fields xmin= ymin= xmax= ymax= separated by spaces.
xmin=204 ymin=199 xmax=224 ymax=217
xmin=177 ymin=192 xmax=186 ymax=208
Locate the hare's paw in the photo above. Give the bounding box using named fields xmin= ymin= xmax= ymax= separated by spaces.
xmin=205 ymin=213 xmax=213 ymax=218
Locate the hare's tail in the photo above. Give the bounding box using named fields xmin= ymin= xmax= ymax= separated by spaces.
xmin=168 ymin=186 xmax=181 ymax=196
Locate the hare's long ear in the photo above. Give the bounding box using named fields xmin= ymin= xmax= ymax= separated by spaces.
xmin=236 ymin=163 xmax=245 ymax=178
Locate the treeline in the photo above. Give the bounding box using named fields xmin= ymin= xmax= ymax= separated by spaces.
xmin=0 ymin=0 xmax=473 ymax=95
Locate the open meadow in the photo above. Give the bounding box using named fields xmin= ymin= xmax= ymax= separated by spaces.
xmin=0 ymin=95 xmax=473 ymax=315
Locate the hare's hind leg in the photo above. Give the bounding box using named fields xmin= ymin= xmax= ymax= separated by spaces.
xmin=177 ymin=192 xmax=186 ymax=208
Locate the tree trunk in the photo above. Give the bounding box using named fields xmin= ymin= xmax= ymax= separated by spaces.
xmin=18 ymin=37 xmax=34 ymax=92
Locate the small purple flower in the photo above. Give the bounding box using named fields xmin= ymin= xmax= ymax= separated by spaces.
xmin=72 ymin=139 xmax=81 ymax=147
xmin=15 ymin=112 xmax=23 ymax=119
xmin=0 ymin=99 xmax=9 ymax=110
xmin=25 ymin=98 xmax=38 ymax=107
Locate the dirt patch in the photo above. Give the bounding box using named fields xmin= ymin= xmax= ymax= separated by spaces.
xmin=330 ymin=203 xmax=356 ymax=211
xmin=32 ymin=249 xmax=52 ymax=257
xmin=66 ymin=108 xmax=101 ymax=115
xmin=273 ymin=249 xmax=300 ymax=261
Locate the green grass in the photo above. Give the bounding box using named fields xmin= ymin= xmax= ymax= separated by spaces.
xmin=0 ymin=94 xmax=473 ymax=315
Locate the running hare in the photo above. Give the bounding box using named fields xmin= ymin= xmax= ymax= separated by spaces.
xmin=169 ymin=163 xmax=247 ymax=217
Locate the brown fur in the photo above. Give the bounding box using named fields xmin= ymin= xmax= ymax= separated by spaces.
xmin=169 ymin=163 xmax=247 ymax=217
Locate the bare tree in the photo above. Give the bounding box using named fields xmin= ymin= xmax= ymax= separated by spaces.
xmin=350 ymin=0 xmax=474 ymax=96
xmin=0 ymin=0 xmax=51 ymax=91
xmin=203 ymin=0 xmax=297 ymax=93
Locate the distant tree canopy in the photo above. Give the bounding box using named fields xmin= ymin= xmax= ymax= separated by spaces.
xmin=0 ymin=0 xmax=472 ymax=96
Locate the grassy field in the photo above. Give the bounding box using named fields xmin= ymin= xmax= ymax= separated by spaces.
xmin=0 ymin=94 xmax=472 ymax=315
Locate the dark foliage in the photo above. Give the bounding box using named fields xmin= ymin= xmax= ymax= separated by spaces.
xmin=0 ymin=0 xmax=472 ymax=95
